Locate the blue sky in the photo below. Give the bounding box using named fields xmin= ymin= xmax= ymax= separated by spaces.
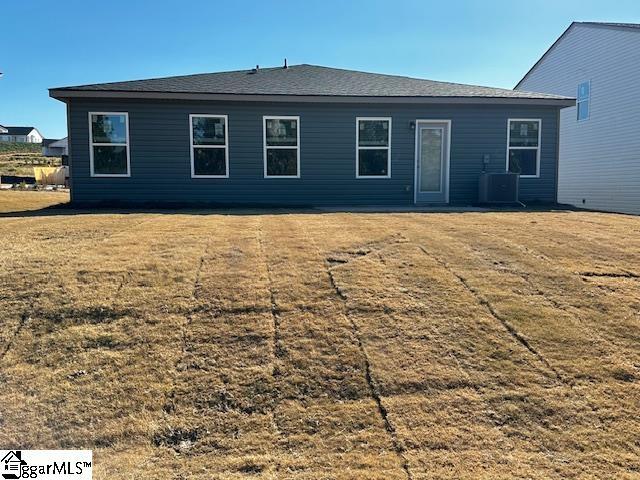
xmin=1 ymin=0 xmax=638 ymax=138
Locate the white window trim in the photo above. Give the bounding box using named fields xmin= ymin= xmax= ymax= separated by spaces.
xmin=356 ymin=116 xmax=392 ymax=179
xmin=88 ymin=111 xmax=131 ymax=178
xmin=263 ymin=115 xmax=300 ymax=178
xmin=506 ymin=118 xmax=541 ymax=179
xmin=189 ymin=114 xmax=229 ymax=178
xmin=577 ymin=80 xmax=591 ymax=122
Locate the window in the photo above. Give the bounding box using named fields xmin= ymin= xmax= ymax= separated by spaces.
xmin=356 ymin=117 xmax=391 ymax=178
xmin=507 ymin=119 xmax=541 ymax=178
xmin=89 ymin=112 xmax=130 ymax=177
xmin=189 ymin=114 xmax=229 ymax=178
xmin=577 ymin=81 xmax=590 ymax=121
xmin=263 ymin=116 xmax=300 ymax=177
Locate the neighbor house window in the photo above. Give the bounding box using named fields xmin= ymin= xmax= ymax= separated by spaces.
xmin=89 ymin=112 xmax=130 ymax=177
xmin=577 ymin=81 xmax=590 ymax=121
xmin=263 ymin=116 xmax=300 ymax=177
xmin=190 ymin=114 xmax=229 ymax=178
xmin=507 ymin=119 xmax=541 ymax=178
xmin=356 ymin=117 xmax=391 ymax=178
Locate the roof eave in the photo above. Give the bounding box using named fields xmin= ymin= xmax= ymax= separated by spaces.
xmin=49 ymin=89 xmax=574 ymax=107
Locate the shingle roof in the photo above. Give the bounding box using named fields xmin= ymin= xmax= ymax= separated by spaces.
xmin=2 ymin=126 xmax=37 ymax=135
xmin=579 ymin=21 xmax=640 ymax=30
xmin=50 ymin=64 xmax=570 ymax=101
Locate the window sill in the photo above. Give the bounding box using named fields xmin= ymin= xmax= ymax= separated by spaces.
xmin=91 ymin=173 xmax=131 ymax=178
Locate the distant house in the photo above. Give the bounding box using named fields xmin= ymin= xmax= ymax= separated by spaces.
xmin=50 ymin=64 xmax=573 ymax=206
xmin=0 ymin=126 xmax=43 ymax=143
xmin=42 ymin=137 xmax=69 ymax=156
xmin=516 ymin=22 xmax=640 ymax=215
xmin=0 ymin=125 xmax=7 ymax=134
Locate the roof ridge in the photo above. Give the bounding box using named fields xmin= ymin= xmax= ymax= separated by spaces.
xmin=577 ymin=21 xmax=640 ymax=28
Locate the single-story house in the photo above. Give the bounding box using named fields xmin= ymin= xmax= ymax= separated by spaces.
xmin=0 ymin=126 xmax=43 ymax=143
xmin=0 ymin=125 xmax=7 ymax=134
xmin=516 ymin=22 xmax=640 ymax=215
xmin=42 ymin=137 xmax=69 ymax=157
xmin=49 ymin=64 xmax=574 ymax=206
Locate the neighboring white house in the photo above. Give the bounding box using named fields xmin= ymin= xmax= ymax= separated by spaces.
xmin=42 ymin=137 xmax=68 ymax=156
xmin=0 ymin=125 xmax=7 ymax=134
xmin=516 ymin=22 xmax=640 ymax=215
xmin=0 ymin=126 xmax=43 ymax=143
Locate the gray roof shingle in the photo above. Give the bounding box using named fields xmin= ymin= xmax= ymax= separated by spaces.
xmin=1 ymin=126 xmax=37 ymax=135
xmin=51 ymin=64 xmax=570 ymax=101
xmin=579 ymin=21 xmax=640 ymax=30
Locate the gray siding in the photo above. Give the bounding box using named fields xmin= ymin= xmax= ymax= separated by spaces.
xmin=68 ymin=99 xmax=559 ymax=206
xmin=518 ymin=24 xmax=640 ymax=215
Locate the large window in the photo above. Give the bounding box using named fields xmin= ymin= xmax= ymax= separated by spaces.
xmin=577 ymin=81 xmax=590 ymax=121
xmin=89 ymin=112 xmax=130 ymax=177
xmin=356 ymin=117 xmax=391 ymax=178
xmin=190 ymin=114 xmax=229 ymax=178
xmin=507 ymin=119 xmax=541 ymax=178
xmin=263 ymin=116 xmax=300 ymax=178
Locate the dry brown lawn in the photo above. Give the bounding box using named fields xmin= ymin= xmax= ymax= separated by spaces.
xmin=0 ymin=192 xmax=639 ymax=479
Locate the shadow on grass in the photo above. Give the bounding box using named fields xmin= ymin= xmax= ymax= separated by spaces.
xmin=0 ymin=200 xmax=593 ymax=218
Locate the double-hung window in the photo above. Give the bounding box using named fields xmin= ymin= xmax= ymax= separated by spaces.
xmin=190 ymin=114 xmax=229 ymax=178
xmin=263 ymin=116 xmax=300 ymax=178
xmin=89 ymin=112 xmax=130 ymax=177
xmin=507 ymin=119 xmax=541 ymax=178
xmin=577 ymin=81 xmax=590 ymax=121
xmin=356 ymin=117 xmax=391 ymax=178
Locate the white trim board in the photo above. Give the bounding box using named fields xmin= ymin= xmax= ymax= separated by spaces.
xmin=263 ymin=115 xmax=301 ymax=178
xmin=506 ymin=118 xmax=542 ymax=178
xmin=413 ymin=119 xmax=452 ymax=204
xmin=355 ymin=116 xmax=392 ymax=179
xmin=189 ymin=114 xmax=230 ymax=178
xmin=88 ymin=111 xmax=131 ymax=177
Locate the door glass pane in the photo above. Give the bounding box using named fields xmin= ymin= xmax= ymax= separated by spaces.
xmin=420 ymin=128 xmax=443 ymax=192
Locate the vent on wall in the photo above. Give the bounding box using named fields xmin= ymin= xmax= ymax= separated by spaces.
xmin=478 ymin=173 xmax=519 ymax=204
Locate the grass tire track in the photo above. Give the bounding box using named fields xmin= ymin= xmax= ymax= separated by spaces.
xmin=326 ymin=264 xmax=414 ymax=480
xmin=0 ymin=215 xmax=161 ymax=366
xmin=415 ymin=243 xmax=565 ymax=384
xmin=296 ymin=218 xmax=413 ymax=480
xmin=256 ymin=217 xmax=284 ymax=475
